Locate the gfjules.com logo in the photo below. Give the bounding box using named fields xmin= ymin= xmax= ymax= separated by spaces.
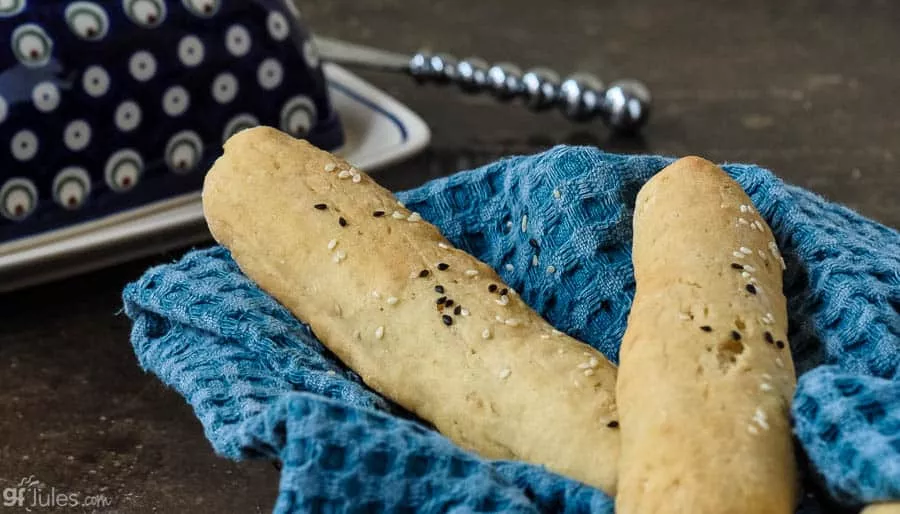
xmin=2 ymin=476 xmax=112 ymax=510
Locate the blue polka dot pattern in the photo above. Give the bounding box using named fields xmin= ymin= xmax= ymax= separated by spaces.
xmin=0 ymin=0 xmax=343 ymax=241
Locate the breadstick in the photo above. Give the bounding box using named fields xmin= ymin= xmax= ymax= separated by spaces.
xmin=616 ymin=156 xmax=798 ymax=513
xmin=202 ymin=127 xmax=620 ymax=493
xmin=863 ymin=503 xmax=900 ymax=514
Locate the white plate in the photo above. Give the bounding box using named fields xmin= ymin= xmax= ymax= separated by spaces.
xmin=0 ymin=64 xmax=431 ymax=293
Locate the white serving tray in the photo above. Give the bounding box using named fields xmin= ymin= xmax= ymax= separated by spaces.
xmin=0 ymin=63 xmax=431 ymax=293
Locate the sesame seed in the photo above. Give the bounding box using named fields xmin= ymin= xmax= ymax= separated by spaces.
xmin=324 ymin=163 xmax=336 ymax=172
xmin=419 ymin=269 xmax=430 ymax=278
xmin=749 ymin=277 xmax=758 ymax=284
xmin=589 ymin=357 xmax=599 ymax=367
xmin=409 ymin=271 xmax=419 ymax=279
xmin=733 ymin=251 xmax=745 ymax=259
xmin=333 ymin=250 xmax=347 ymax=263
xmin=437 ymin=263 xmax=449 ymax=271
xmin=764 ymin=332 xmax=774 ymax=344
xmin=352 ymin=174 xmax=362 ymax=183
xmin=436 ymin=296 xmax=447 ymax=305
xmin=434 ymin=285 xmax=445 ymax=293
xmin=744 ymin=265 xmax=757 ymax=273
xmin=762 ymin=373 xmax=772 ymax=380
xmin=738 ymin=217 xmax=749 ymax=225
xmin=758 ymin=249 xmax=768 ymax=260
xmin=775 ymin=357 xmax=784 ymax=368
xmin=314 ymin=203 xmax=327 ymax=210
xmin=505 ymin=318 xmax=521 ymax=327
xmin=397 ymin=201 xmax=405 ymax=208
xmin=371 ymin=290 xmax=380 ymax=298
xmin=532 ymin=255 xmax=539 ymax=266
xmin=776 ymin=340 xmax=785 ymax=349
xmin=374 ymin=326 xmax=384 ymax=339
xmin=338 ymin=170 xmax=351 ymax=179
xmin=505 ymin=263 xmax=514 ymax=271
xmin=521 ymin=215 xmax=528 ymax=232
xmin=740 ymin=246 xmax=752 ymax=255
xmin=442 ymin=315 xmax=453 ymax=326
xmin=445 ymin=299 xmax=455 ymax=307
xmin=392 ymin=211 xmax=406 ymax=219
xmin=506 ymin=221 xmax=513 ymax=228
xmin=386 ymin=296 xmax=398 ymax=305
xmin=454 ymin=305 xmax=462 ymax=315
xmin=465 ymin=269 xmax=479 ymax=277
xmin=373 ymin=210 xmax=385 ymax=217
xmin=753 ymin=408 xmax=770 ymax=430
xmin=339 ymin=217 xmax=347 ymax=227
xmin=678 ymin=313 xmax=691 ymax=321
xmin=327 ymin=239 xmax=337 ymax=250
xmin=438 ymin=242 xmax=450 ymax=249
xmin=731 ymin=330 xmax=742 ymax=340
xmin=577 ymin=362 xmax=592 ymax=369
xmin=541 ymin=334 xmax=551 ymax=339
xmin=482 ymin=328 xmax=492 ymax=339
xmin=720 ymin=203 xmax=728 ymax=209
xmin=460 ymin=308 xmax=470 ymax=316
xmin=607 ymin=421 xmax=619 ymax=428
xmin=552 ymin=189 xmax=561 ymax=199
xmin=700 ymin=325 xmax=712 ymax=332
xmin=499 ymin=368 xmax=511 ymax=380
xmin=779 ymin=256 xmax=787 ymax=270
xmin=529 ymin=239 xmax=540 ymax=250
xmin=488 ymin=284 xmax=498 ymax=293
xmin=546 ymin=265 xmax=556 ymax=274
xmin=499 ymin=288 xmax=508 ymax=296
xmin=551 ymin=329 xmax=563 ymax=336
xmin=496 ymin=295 xmax=510 ymax=306
xmin=746 ymin=284 xmax=757 ymax=295
xmin=731 ymin=263 xmax=744 ymax=270
xmin=740 ymin=205 xmax=748 ymax=213
xmin=407 ymin=212 xmax=422 ymax=222
xmin=760 ymin=383 xmax=773 ymax=392
xmin=583 ymin=369 xmax=595 ymax=376
xmin=747 ymin=425 xmax=759 ymax=435
xmin=742 ymin=271 xmax=752 ymax=279
xmin=495 ymin=316 xmax=504 ymax=323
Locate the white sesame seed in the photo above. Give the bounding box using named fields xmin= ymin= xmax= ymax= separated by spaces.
xmin=775 ymin=357 xmax=784 ymax=368
xmin=521 ymin=215 xmax=528 ymax=232
xmin=583 ymin=369 xmax=595 ymax=377
xmin=505 ymin=263 xmax=514 ymax=271
xmin=338 ymin=170 xmax=351 ymax=179
xmin=742 ymin=271 xmax=752 ymax=279
xmin=504 ymin=318 xmax=521 ymax=327
xmin=738 ymin=217 xmax=749 ymax=225
xmin=495 ymin=316 xmax=505 ymax=323
xmin=758 ymin=250 xmax=768 ymax=260
xmin=720 ymin=203 xmax=729 ymax=209
xmin=744 ymin=265 xmax=757 ymax=273
xmin=678 ymin=312 xmax=691 ymax=321
xmin=409 ymin=271 xmax=419 ymax=279
xmin=499 ymin=368 xmax=511 ymax=380
xmin=546 ymin=265 xmax=556 ymax=274
xmin=506 ymin=221 xmax=513 ymax=228
xmin=589 ymin=357 xmax=599 ymax=368
xmin=740 ymin=246 xmax=753 ymax=255
xmin=482 ymin=328 xmax=492 ymax=339
xmin=392 ymin=211 xmax=406 ymax=219
xmin=765 ymin=312 xmax=775 ymax=321
xmin=733 ymin=251 xmax=745 ymax=259
xmin=407 ymin=212 xmax=422 ymax=222
xmin=577 ymin=362 xmax=592 ymax=369
xmin=465 ymin=269 xmax=479 ymax=277
xmin=753 ymin=408 xmax=770 ymax=430
xmin=327 ymin=239 xmax=337 ymax=250
xmin=749 ymin=277 xmax=758 ymax=284
xmin=496 ymin=295 xmax=509 ymax=306
xmin=352 ymin=174 xmax=362 ymax=183
xmin=583 ymin=352 xmax=592 ymax=356
xmin=371 ymin=290 xmax=380 ymax=298
xmin=333 ymin=250 xmax=347 ymax=263
xmin=747 ymin=425 xmax=759 ymax=435
xmin=397 ymin=201 xmax=405 ymax=208
xmin=532 ymin=255 xmax=539 ymax=267
xmin=460 ymin=308 xmax=470 ymax=316
xmin=760 ymin=383 xmax=773 ymax=392
xmin=740 ymin=205 xmax=748 ymax=213
xmin=540 ymin=334 xmax=550 ymax=340
xmin=761 ymin=373 xmax=773 ymax=379
xmin=552 ymin=189 xmax=561 ymax=199
xmin=324 ymin=163 xmax=336 ymax=172
xmin=552 ymin=329 xmax=563 ymax=336
xmin=438 ymin=242 xmax=450 ymax=249
xmin=386 ymin=296 xmax=399 ymax=305
xmin=374 ymin=326 xmax=385 ymax=340
xmin=779 ymin=256 xmax=787 ymax=270
xmin=747 ymin=206 xmax=755 ymax=214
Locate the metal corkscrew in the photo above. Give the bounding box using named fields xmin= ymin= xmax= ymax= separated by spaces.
xmin=313 ymin=37 xmax=652 ymax=134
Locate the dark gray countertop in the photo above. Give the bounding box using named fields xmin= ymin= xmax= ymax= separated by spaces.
xmin=1 ymin=0 xmax=897 ymax=512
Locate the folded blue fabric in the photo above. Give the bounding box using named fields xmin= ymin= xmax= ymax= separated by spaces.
xmin=122 ymin=146 xmax=900 ymax=513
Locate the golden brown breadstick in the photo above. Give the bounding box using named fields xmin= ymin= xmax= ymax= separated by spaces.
xmin=616 ymin=156 xmax=798 ymax=513
xmin=202 ymin=127 xmax=621 ymax=493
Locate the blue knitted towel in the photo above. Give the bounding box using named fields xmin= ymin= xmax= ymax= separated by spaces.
xmin=122 ymin=147 xmax=900 ymax=513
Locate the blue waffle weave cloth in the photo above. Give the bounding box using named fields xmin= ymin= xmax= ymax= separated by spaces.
xmin=122 ymin=146 xmax=899 ymax=513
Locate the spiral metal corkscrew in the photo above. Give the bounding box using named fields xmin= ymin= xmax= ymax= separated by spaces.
xmin=313 ymin=37 xmax=653 ymax=134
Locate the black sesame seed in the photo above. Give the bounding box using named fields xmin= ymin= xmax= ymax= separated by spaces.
xmin=338 ymin=217 xmax=347 ymax=227
xmin=453 ymin=305 xmax=462 ymax=315
xmin=746 ymin=284 xmax=757 ymax=295
xmin=445 ymin=299 xmax=454 ymax=308
xmin=730 ymin=263 xmax=744 ymax=270
xmin=607 ymin=421 xmax=619 ymax=428
xmin=442 ymin=315 xmax=453 ymax=326
xmin=488 ymin=284 xmax=498 ymax=293
xmin=437 ymin=263 xmax=450 ymax=271
xmin=434 ymin=285 xmax=445 ymax=294
xmin=419 ymin=269 xmax=430 ymax=278
xmin=499 ymin=288 xmax=508 ymax=296
xmin=436 ymin=296 xmax=447 ymax=305
xmin=776 ymin=340 xmax=785 ymax=349
xmin=314 ymin=203 xmax=327 ymax=210
xmin=764 ymin=332 xmax=774 ymax=344
xmin=700 ymin=325 xmax=712 ymax=332
xmin=529 ymin=238 xmax=540 ymax=252
xmin=731 ymin=330 xmax=742 ymax=341
xmin=373 ymin=210 xmax=385 ymax=217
